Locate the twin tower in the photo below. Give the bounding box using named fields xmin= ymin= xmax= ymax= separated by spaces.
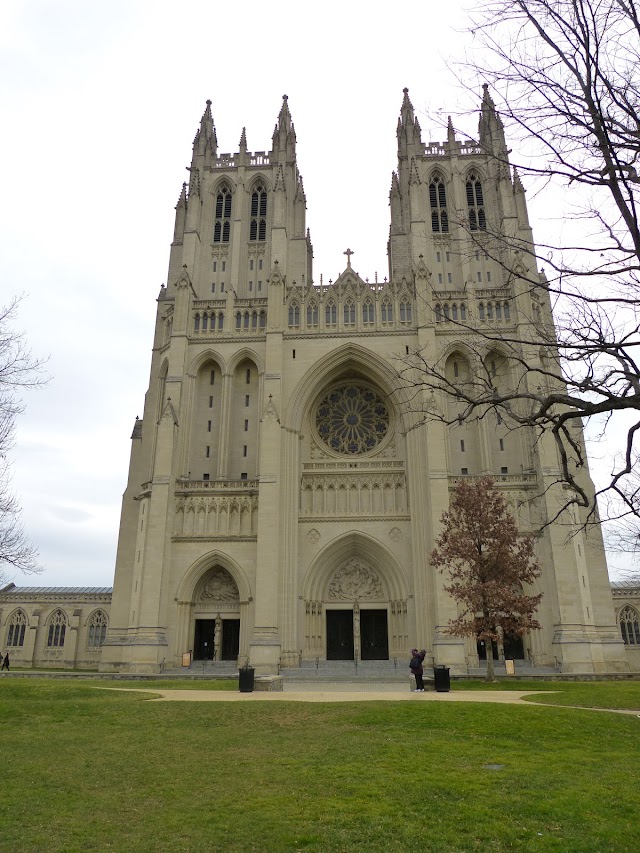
xmin=98 ymin=89 xmax=627 ymax=675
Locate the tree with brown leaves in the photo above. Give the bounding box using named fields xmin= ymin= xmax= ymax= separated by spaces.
xmin=431 ymin=477 xmax=543 ymax=681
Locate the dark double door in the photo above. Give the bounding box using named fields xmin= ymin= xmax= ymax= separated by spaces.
xmin=326 ymin=609 xmax=388 ymax=660
xmin=193 ymin=619 xmax=240 ymax=660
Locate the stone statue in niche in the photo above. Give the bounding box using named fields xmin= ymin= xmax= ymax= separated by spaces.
xmin=200 ymin=569 xmax=239 ymax=602
xmin=213 ymin=613 xmax=222 ymax=660
xmin=328 ymin=558 xmax=384 ymax=601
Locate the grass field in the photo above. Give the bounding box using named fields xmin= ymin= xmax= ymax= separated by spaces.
xmin=0 ymin=679 xmax=638 ymax=852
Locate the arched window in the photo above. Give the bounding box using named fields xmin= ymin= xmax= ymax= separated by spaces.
xmin=214 ymin=184 xmax=232 ymax=243
xmin=381 ymin=300 xmax=393 ymax=323
xmin=466 ymin=174 xmax=486 ymax=231
xmin=244 ymin=311 xmax=250 ymax=329
xmin=307 ymin=302 xmax=319 ymax=325
xmin=211 ymin=312 xmax=217 ymax=331
xmin=288 ymin=302 xmax=300 ymax=326
xmin=250 ymin=183 xmax=267 ymax=241
xmin=194 ymin=313 xmax=200 ymax=332
xmin=443 ymin=303 xmax=450 ymax=321
xmin=460 ymin=303 xmax=467 ymax=321
xmin=619 ymin=605 xmax=640 ymax=645
xmin=202 ymin=312 xmax=208 ymax=331
xmin=504 ymin=302 xmax=510 ymax=320
xmin=236 ymin=312 xmax=242 ymax=330
xmin=344 ymin=301 xmax=355 ymax=325
xmin=495 ymin=302 xmax=502 ymax=320
xmin=435 ymin=304 xmax=442 ymax=322
xmin=218 ymin=312 xmax=224 ymax=330
xmin=6 ymin=610 xmax=27 ymax=647
xmin=251 ymin=311 xmax=258 ymax=329
xmin=88 ymin=610 xmax=108 ymax=648
xmin=487 ymin=302 xmax=493 ymax=320
xmin=479 ymin=303 xmax=485 ymax=321
xmin=47 ymin=610 xmax=67 ymax=648
xmin=453 ymin=360 xmax=459 ymax=378
xmin=363 ymin=301 xmax=374 ymax=323
xmin=429 ymin=175 xmax=449 ymax=233
xmin=325 ymin=302 xmax=337 ymax=325
xmin=399 ymin=301 xmax=412 ymax=323
xmin=259 ymin=311 xmax=266 ymax=329
xmin=451 ymin=304 xmax=458 ymax=322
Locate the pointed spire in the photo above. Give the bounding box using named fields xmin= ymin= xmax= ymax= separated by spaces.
xmin=478 ymin=83 xmax=506 ymax=154
xmin=237 ymin=126 xmax=248 ymax=165
xmin=173 ymin=182 xmax=187 ymax=242
xmin=447 ymin=116 xmax=456 ymax=145
xmin=513 ymin=165 xmax=525 ymax=193
xmin=175 ymin=182 xmax=187 ymax=210
xmin=192 ymin=99 xmax=217 ymax=166
xmin=400 ymin=87 xmax=414 ymax=126
xmin=271 ymin=94 xmax=297 ymax=161
xmin=277 ymin=94 xmax=292 ymax=133
xmin=397 ymin=87 xmax=422 ymax=154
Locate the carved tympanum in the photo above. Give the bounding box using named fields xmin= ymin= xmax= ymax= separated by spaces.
xmin=199 ymin=569 xmax=239 ymax=602
xmin=328 ymin=558 xmax=385 ymax=601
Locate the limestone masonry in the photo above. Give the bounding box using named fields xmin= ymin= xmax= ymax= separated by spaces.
xmin=2 ymin=90 xmax=638 ymax=673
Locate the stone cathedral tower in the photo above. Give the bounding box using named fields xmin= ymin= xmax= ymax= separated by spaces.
xmin=99 ymin=90 xmax=627 ymax=675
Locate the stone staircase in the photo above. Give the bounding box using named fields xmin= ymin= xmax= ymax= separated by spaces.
xmin=161 ymin=660 xmax=239 ymax=678
xmin=279 ymin=659 xmax=409 ymax=683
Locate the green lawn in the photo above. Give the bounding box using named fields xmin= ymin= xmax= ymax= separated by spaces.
xmin=0 ymin=679 xmax=638 ymax=852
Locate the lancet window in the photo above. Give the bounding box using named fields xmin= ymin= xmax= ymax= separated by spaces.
xmin=619 ymin=605 xmax=640 ymax=645
xmin=363 ymin=301 xmax=375 ymax=324
xmin=88 ymin=610 xmax=108 ymax=648
xmin=399 ymin=301 xmax=412 ymax=323
xmin=381 ymin=300 xmax=393 ymax=323
xmin=6 ymin=610 xmax=27 ymax=647
xmin=307 ymin=302 xmax=319 ymax=325
xmin=466 ymin=174 xmax=486 ymax=231
xmin=429 ymin=175 xmax=449 ymax=233
xmin=47 ymin=609 xmax=67 ymax=648
xmin=213 ymin=185 xmax=232 ymax=243
xmin=325 ymin=302 xmax=337 ymax=325
xmin=344 ymin=301 xmax=355 ymax=325
xmin=250 ymin=183 xmax=267 ymax=241
xmin=288 ymin=302 xmax=300 ymax=327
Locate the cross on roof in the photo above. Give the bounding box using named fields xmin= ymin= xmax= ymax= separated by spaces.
xmin=344 ymin=248 xmax=354 ymax=269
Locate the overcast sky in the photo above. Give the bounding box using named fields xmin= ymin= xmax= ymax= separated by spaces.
xmin=0 ymin=1 xmax=630 ymax=587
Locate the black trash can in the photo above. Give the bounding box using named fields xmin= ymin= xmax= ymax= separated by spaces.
xmin=433 ymin=664 xmax=450 ymax=693
xmin=239 ymin=665 xmax=255 ymax=693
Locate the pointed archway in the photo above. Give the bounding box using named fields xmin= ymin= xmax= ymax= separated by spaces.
xmin=302 ymin=532 xmax=408 ymax=661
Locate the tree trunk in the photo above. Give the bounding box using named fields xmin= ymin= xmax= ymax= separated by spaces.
xmin=485 ymin=645 xmax=498 ymax=683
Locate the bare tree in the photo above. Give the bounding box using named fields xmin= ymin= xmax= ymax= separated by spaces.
xmin=397 ymin=0 xmax=640 ymax=536
xmin=430 ymin=478 xmax=542 ymax=682
xmin=0 ymin=298 xmax=47 ymax=582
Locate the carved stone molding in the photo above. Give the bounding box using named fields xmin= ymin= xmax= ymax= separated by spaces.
xmin=198 ymin=569 xmax=239 ymax=605
xmin=328 ymin=558 xmax=385 ymax=601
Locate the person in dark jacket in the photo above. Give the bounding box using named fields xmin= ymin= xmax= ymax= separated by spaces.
xmin=410 ymin=648 xmax=426 ymax=691
xmin=1 ymin=652 xmax=9 ymax=671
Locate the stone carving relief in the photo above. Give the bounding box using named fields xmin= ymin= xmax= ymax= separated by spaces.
xmin=328 ymin=558 xmax=385 ymax=601
xmin=389 ymin=527 xmax=403 ymax=542
xmin=306 ymin=528 xmax=320 ymax=544
xmin=199 ymin=569 xmax=239 ymax=603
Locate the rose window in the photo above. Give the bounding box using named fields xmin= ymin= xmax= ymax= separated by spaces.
xmin=315 ymin=384 xmax=389 ymax=455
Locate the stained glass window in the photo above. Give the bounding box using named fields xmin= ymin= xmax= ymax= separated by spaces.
xmin=316 ymin=385 xmax=389 ymax=455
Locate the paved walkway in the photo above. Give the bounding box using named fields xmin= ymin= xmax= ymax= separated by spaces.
xmin=97 ymin=686 xmax=640 ymax=714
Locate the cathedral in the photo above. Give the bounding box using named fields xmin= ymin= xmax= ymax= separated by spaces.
xmin=1 ymin=89 xmax=636 ymax=675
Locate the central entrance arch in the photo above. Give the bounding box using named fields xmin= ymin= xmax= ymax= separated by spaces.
xmin=302 ymin=533 xmax=408 ymax=662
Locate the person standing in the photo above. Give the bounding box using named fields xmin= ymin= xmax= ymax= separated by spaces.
xmin=410 ymin=648 xmax=426 ymax=691
xmin=1 ymin=652 xmax=9 ymax=671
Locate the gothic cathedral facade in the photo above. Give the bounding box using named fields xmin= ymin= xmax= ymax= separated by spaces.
xmin=88 ymin=89 xmax=626 ymax=675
